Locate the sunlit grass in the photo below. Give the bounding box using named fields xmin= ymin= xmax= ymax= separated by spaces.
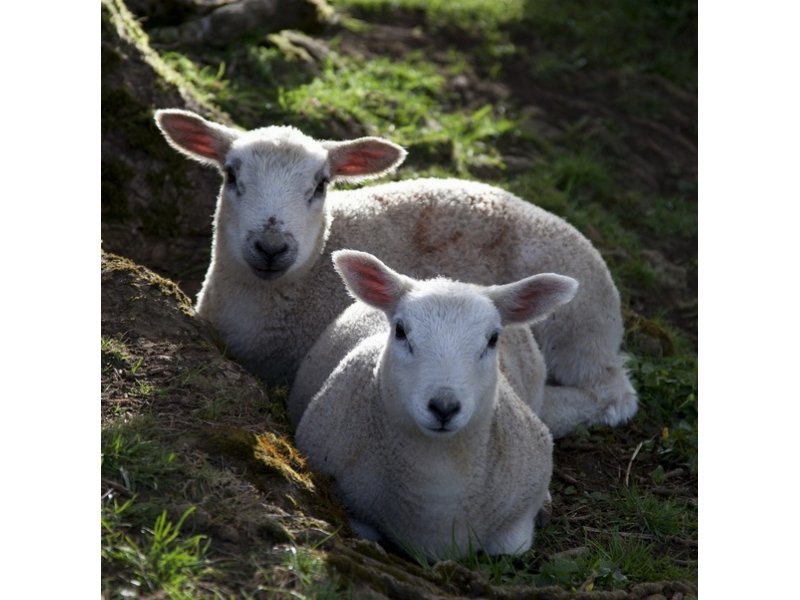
xmin=102 ymin=501 xmax=216 ymax=598
xmin=280 ymin=54 xmax=514 ymax=174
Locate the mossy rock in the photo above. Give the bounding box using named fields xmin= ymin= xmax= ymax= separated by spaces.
xmin=101 ymin=0 xmax=230 ymax=296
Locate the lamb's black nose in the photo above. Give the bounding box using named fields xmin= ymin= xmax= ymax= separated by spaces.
xmin=254 ymin=239 xmax=289 ymax=261
xmin=428 ymin=394 xmax=461 ymax=426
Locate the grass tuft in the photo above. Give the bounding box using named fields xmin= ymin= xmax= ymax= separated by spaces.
xmin=102 ymin=424 xmax=178 ymax=493
xmin=254 ymin=432 xmax=316 ymax=491
xmin=102 ymin=501 xmax=216 ymax=598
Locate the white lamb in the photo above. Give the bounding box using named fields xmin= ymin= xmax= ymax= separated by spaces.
xmin=154 ymin=108 xmax=638 ymax=437
xmin=293 ymin=250 xmax=577 ymax=559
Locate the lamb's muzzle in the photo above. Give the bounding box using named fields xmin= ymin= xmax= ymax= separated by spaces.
xmin=244 ymin=229 xmax=298 ymax=278
xmin=427 ymin=389 xmax=461 ymax=431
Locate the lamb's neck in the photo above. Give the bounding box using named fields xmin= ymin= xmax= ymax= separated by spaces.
xmin=376 ymin=389 xmax=494 ymax=493
xmin=198 ymin=246 xmax=310 ymax=313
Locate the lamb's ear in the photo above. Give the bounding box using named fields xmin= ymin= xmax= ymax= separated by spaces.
xmin=324 ymin=138 xmax=407 ymax=182
xmin=154 ymin=109 xmax=239 ymax=168
xmin=332 ymin=250 xmax=411 ymax=313
xmin=486 ymin=274 xmax=578 ymax=326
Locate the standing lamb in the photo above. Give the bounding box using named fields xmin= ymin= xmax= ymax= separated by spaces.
xmin=293 ymin=250 xmax=576 ymax=559
xmin=154 ymin=108 xmax=637 ymax=437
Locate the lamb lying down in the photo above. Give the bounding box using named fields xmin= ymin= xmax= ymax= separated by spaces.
xmin=154 ymin=109 xmax=638 ymax=438
xmin=291 ymin=250 xmax=578 ymax=559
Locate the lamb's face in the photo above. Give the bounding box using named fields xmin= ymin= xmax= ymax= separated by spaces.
xmin=156 ymin=110 xmax=406 ymax=284
xmin=219 ymin=127 xmax=331 ymax=282
xmin=381 ymin=282 xmax=502 ymax=437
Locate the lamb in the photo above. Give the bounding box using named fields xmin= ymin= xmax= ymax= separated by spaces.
xmin=154 ymin=108 xmax=638 ymax=437
xmin=292 ymin=250 xmax=576 ymax=559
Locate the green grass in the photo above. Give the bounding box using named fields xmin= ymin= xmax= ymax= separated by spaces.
xmin=332 ymin=0 xmax=525 ymax=35
xmin=101 ymin=335 xmax=133 ymax=372
xmin=536 ymin=532 xmax=689 ymax=590
xmin=447 ymin=522 xmax=692 ymax=591
xmin=101 ymin=419 xmax=228 ymax=597
xmin=279 ymin=53 xmax=514 ymax=174
xmin=161 ymin=51 xmax=234 ymax=107
xmin=102 ymin=423 xmax=178 ymax=493
xmin=519 ymin=0 xmax=697 ymax=85
xmin=508 ymin=165 xmax=662 ymax=300
xmin=102 ymin=501 xmax=216 ymax=598
xmin=630 ymin=352 xmax=698 ymax=472
xmin=615 ymin=488 xmax=689 ymax=538
xmin=161 ymin=23 xmax=515 ymax=175
xmin=260 ymin=545 xmax=351 ymax=599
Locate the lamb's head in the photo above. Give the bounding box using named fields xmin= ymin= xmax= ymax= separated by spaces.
xmin=332 ymin=250 xmax=578 ymax=438
xmin=154 ymin=109 xmax=406 ymax=282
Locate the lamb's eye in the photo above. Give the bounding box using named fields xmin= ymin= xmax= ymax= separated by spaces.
xmin=487 ymin=331 xmax=499 ymax=349
xmin=311 ymin=178 xmax=329 ymax=201
xmin=225 ymin=166 xmax=237 ymax=187
xmin=395 ymin=321 xmax=407 ymax=341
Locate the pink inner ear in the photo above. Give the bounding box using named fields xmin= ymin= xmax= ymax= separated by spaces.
xmin=506 ymin=286 xmax=548 ymax=321
xmin=337 ymin=154 xmax=374 ymax=176
xmin=347 ymin=259 xmax=395 ymax=307
xmin=334 ymin=143 xmax=397 ymax=176
xmin=182 ymin=132 xmax=219 ymax=158
xmin=504 ymin=278 xmax=573 ymax=322
xmin=166 ymin=116 xmax=222 ymax=161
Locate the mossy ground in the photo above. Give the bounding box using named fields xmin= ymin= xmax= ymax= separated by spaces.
xmin=101 ymin=0 xmax=697 ymax=597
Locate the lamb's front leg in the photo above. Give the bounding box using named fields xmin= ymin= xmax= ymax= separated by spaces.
xmin=535 ymin=490 xmax=553 ymax=529
xmin=483 ymin=506 xmax=536 ymax=556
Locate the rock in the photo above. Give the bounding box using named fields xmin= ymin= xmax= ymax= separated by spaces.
xmin=102 ymin=0 xmax=228 ymax=297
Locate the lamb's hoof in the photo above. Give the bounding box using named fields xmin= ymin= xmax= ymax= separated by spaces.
xmin=603 ymin=391 xmax=639 ymax=427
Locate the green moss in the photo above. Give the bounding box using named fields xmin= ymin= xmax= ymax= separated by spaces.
xmin=102 ymin=251 xmax=195 ymax=313
xmin=199 ymin=426 xmax=316 ymax=494
xmin=102 ymin=0 xmax=232 ymax=238
xmin=103 ymin=0 xmax=226 ymax=119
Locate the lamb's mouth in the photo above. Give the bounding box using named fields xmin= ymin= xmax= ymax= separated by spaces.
xmin=250 ymin=264 xmax=290 ymax=280
xmin=245 ymin=254 xmax=296 ymax=280
xmin=425 ymin=424 xmax=457 ymax=436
